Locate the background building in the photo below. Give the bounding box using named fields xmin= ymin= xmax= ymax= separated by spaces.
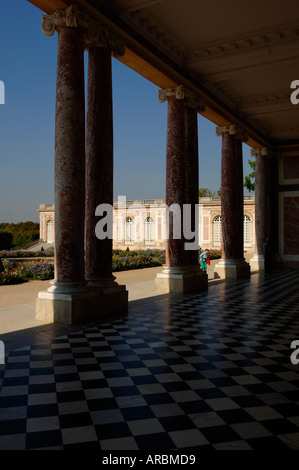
xmin=39 ymin=196 xmax=255 ymax=252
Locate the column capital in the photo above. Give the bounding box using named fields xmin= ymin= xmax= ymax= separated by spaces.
xmin=158 ymin=86 xmax=185 ymax=103
xmin=158 ymin=86 xmax=206 ymax=111
xmin=184 ymin=89 xmax=206 ymax=112
xmin=216 ymin=124 xmax=248 ymax=142
xmin=251 ymin=147 xmax=271 ymax=158
xmin=250 ymin=147 xmax=275 ymax=159
xmin=42 ymin=5 xmax=88 ymax=36
xmin=85 ymin=22 xmax=125 ymax=57
xmin=42 ymin=5 xmax=125 ymax=57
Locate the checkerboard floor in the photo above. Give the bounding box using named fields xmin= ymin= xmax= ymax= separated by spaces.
xmin=1 ymin=269 xmax=299 ymax=450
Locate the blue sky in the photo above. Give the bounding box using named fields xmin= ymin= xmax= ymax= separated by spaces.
xmin=0 ymin=0 xmax=252 ymax=223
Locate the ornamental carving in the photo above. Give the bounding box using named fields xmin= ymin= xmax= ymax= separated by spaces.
xmin=85 ymin=22 xmax=125 ymax=57
xmin=158 ymin=86 xmax=185 ymax=103
xmin=42 ymin=5 xmax=125 ymax=57
xmin=42 ymin=5 xmax=88 ymax=36
xmin=215 ymin=124 xmax=248 ymax=142
xmin=251 ymin=148 xmax=268 ymax=158
xmin=158 ymin=86 xmax=206 ymax=112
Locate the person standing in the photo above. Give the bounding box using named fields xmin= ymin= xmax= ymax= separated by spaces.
xmin=200 ymin=249 xmax=210 ymax=273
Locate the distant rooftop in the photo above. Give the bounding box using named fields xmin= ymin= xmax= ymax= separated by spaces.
xmin=39 ymin=196 xmax=254 ymax=211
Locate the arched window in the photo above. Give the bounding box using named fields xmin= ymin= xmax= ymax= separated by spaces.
xmin=145 ymin=217 xmax=155 ymax=244
xmin=243 ymin=215 xmax=252 ymax=246
xmin=125 ymin=217 xmax=134 ymax=244
xmin=46 ymin=219 xmax=53 ymax=243
xmin=213 ymin=216 xmax=222 ymax=246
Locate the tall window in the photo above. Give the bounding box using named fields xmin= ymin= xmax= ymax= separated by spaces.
xmin=46 ymin=219 xmax=53 ymax=243
xmin=125 ymin=217 xmax=134 ymax=244
xmin=243 ymin=215 xmax=252 ymax=246
xmin=145 ymin=217 xmax=155 ymax=245
xmin=213 ymin=215 xmax=222 ymax=246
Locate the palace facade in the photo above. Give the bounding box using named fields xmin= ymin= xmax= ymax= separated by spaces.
xmin=39 ymin=196 xmax=255 ymax=252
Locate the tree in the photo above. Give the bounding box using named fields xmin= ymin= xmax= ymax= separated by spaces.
xmin=244 ymin=159 xmax=255 ymax=192
xmin=198 ymin=188 xmax=215 ymax=197
xmin=0 ymin=222 xmax=40 ymax=248
xmin=198 ymin=188 xmax=222 ymax=198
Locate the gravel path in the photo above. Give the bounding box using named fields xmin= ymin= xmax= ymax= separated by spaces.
xmin=0 ymin=266 xmax=163 ymax=309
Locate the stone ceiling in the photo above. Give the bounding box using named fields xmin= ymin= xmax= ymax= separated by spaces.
xmin=29 ymin=0 xmax=299 ymax=149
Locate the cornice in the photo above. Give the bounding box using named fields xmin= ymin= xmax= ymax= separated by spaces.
xmin=123 ymin=8 xmax=189 ymax=64
xmin=187 ymin=22 xmax=299 ymax=63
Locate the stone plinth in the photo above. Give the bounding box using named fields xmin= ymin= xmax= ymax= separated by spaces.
xmin=36 ymin=285 xmax=128 ymax=325
xmin=155 ymin=266 xmax=207 ymax=294
xmin=249 ymin=254 xmax=265 ymax=272
xmin=214 ymin=258 xmax=250 ymax=279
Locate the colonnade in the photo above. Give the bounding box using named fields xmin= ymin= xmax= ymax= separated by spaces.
xmin=35 ymin=5 xmax=272 ymax=324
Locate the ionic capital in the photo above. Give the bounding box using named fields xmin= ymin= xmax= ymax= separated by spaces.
xmin=42 ymin=5 xmax=88 ymax=36
xmin=216 ymin=124 xmax=248 ymax=142
xmin=85 ymin=22 xmax=125 ymax=57
xmin=184 ymin=89 xmax=206 ymax=112
xmin=250 ymin=147 xmax=269 ymax=158
xmin=158 ymin=86 xmax=206 ymax=111
xmin=158 ymin=86 xmax=185 ymax=103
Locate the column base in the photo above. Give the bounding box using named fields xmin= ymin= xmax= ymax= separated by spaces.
xmin=249 ymin=254 xmax=265 ymax=272
xmin=35 ymin=284 xmax=128 ymax=325
xmin=155 ymin=266 xmax=208 ymax=294
xmin=214 ymin=258 xmax=251 ymax=279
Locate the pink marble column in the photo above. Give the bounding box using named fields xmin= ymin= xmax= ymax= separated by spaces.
xmin=165 ymin=92 xmax=185 ymax=268
xmin=84 ymin=26 xmax=125 ymax=293
xmin=184 ymin=102 xmax=199 ymax=266
xmin=221 ymin=130 xmax=243 ymax=259
xmin=214 ymin=125 xmax=250 ymax=278
xmin=85 ymin=45 xmax=115 ymax=286
xmin=253 ymin=148 xmax=267 ymax=256
xmin=155 ymin=87 xmax=208 ymax=292
xmin=50 ymin=16 xmax=86 ymax=292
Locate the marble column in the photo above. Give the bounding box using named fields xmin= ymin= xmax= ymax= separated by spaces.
xmin=36 ymin=7 xmax=99 ymax=324
xmin=165 ymin=87 xmax=185 ymax=269
xmin=155 ymin=86 xmax=207 ymax=292
xmin=214 ymin=125 xmax=250 ymax=279
xmin=184 ymin=97 xmax=199 ymax=266
xmin=84 ymin=26 xmax=128 ymax=315
xmin=249 ymin=148 xmax=268 ymax=271
xmin=183 ymin=92 xmax=208 ymax=288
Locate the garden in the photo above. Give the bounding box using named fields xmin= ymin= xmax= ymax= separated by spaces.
xmin=0 ymin=248 xmax=221 ymax=286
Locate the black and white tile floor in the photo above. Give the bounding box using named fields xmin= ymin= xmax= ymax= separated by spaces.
xmin=1 ymin=269 xmax=299 ymax=451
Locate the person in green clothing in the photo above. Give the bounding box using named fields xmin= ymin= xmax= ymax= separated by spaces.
xmin=200 ymin=249 xmax=210 ymax=272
